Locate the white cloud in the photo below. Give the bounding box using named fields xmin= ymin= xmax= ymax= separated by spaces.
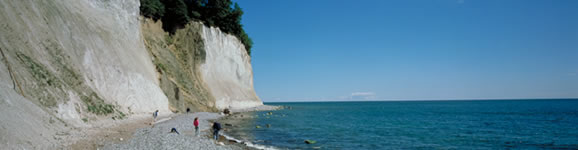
xmin=351 ymin=92 xmax=375 ymax=96
xmin=349 ymin=92 xmax=377 ymax=100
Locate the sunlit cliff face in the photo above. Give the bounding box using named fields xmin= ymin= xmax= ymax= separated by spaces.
xmin=200 ymin=26 xmax=262 ymax=110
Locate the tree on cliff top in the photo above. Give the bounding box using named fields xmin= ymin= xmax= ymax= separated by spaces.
xmin=186 ymin=0 xmax=203 ymax=20
xmin=140 ymin=0 xmax=164 ymax=20
xmin=161 ymin=0 xmax=190 ymax=33
xmin=140 ymin=0 xmax=253 ymax=55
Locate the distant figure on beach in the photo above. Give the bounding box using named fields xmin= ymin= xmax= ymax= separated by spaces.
xmin=194 ymin=117 xmax=199 ymax=135
xmin=170 ymin=128 xmax=180 ymax=134
xmin=212 ymin=122 xmax=222 ymax=140
xmin=152 ymin=110 xmax=159 ymax=125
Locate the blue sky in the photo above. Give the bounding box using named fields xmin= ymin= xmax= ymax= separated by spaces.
xmin=234 ymin=0 xmax=578 ymax=102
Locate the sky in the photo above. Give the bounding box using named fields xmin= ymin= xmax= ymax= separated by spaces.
xmin=234 ymin=0 xmax=578 ymax=102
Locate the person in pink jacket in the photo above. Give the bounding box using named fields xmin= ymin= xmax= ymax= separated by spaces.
xmin=194 ymin=117 xmax=199 ymax=135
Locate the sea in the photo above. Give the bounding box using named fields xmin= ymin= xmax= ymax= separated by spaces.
xmin=221 ymin=99 xmax=578 ymax=150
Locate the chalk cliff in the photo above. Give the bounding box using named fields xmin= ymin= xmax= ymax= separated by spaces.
xmin=201 ymin=25 xmax=263 ymax=110
xmin=0 ymin=0 xmax=261 ymax=148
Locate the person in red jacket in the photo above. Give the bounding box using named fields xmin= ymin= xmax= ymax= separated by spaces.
xmin=193 ymin=117 xmax=199 ymax=135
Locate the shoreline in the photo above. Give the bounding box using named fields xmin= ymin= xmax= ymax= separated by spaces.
xmin=65 ymin=105 xmax=281 ymax=149
xmin=217 ymin=105 xmax=284 ymax=150
xmin=63 ymin=113 xmax=174 ymax=149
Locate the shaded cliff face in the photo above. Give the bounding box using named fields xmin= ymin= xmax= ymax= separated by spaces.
xmin=141 ymin=19 xmax=217 ymax=112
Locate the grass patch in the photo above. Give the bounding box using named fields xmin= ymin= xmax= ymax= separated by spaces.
xmin=165 ymin=34 xmax=173 ymax=45
xmin=154 ymin=61 xmax=167 ymax=73
xmin=43 ymin=40 xmax=82 ymax=87
xmin=15 ymin=52 xmax=60 ymax=87
xmin=112 ymin=111 xmax=126 ymax=120
xmin=81 ymin=92 xmax=116 ymax=115
xmin=87 ymin=103 xmax=115 ymax=115
xmin=15 ymin=52 xmax=60 ymax=107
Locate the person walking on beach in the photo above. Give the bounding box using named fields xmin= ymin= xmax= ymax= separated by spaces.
xmin=194 ymin=117 xmax=199 ymax=136
xmin=212 ymin=122 xmax=222 ymax=141
xmin=151 ymin=110 xmax=159 ymax=125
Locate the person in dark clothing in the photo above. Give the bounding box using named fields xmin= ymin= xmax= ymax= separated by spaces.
xmin=170 ymin=128 xmax=180 ymax=134
xmin=212 ymin=122 xmax=222 ymax=140
xmin=151 ymin=110 xmax=159 ymax=125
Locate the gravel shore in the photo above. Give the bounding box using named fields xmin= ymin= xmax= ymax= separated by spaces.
xmin=102 ymin=112 xmax=241 ymax=150
xmin=100 ymin=105 xmax=281 ymax=150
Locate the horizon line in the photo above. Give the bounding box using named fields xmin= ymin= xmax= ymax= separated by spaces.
xmin=262 ymin=98 xmax=578 ymax=103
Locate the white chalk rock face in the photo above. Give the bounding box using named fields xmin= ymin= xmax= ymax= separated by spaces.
xmin=71 ymin=0 xmax=170 ymax=114
xmin=0 ymin=0 xmax=170 ymax=114
xmin=87 ymin=0 xmax=170 ymax=113
xmin=200 ymin=26 xmax=263 ymax=110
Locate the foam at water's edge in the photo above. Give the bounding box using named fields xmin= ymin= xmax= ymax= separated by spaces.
xmin=221 ymin=133 xmax=279 ymax=150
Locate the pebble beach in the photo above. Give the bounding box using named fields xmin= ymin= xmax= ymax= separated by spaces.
xmin=99 ymin=105 xmax=280 ymax=150
xmin=102 ymin=112 xmax=241 ymax=150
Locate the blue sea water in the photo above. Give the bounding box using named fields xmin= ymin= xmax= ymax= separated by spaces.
xmin=225 ymin=99 xmax=578 ymax=149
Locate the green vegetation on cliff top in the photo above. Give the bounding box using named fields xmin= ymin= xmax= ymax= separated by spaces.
xmin=140 ymin=0 xmax=253 ymax=55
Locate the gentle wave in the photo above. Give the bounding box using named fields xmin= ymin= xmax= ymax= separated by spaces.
xmin=221 ymin=133 xmax=279 ymax=150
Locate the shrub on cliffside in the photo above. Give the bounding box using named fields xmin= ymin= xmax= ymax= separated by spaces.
xmin=140 ymin=0 xmax=165 ymax=20
xmin=239 ymin=30 xmax=253 ymax=55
